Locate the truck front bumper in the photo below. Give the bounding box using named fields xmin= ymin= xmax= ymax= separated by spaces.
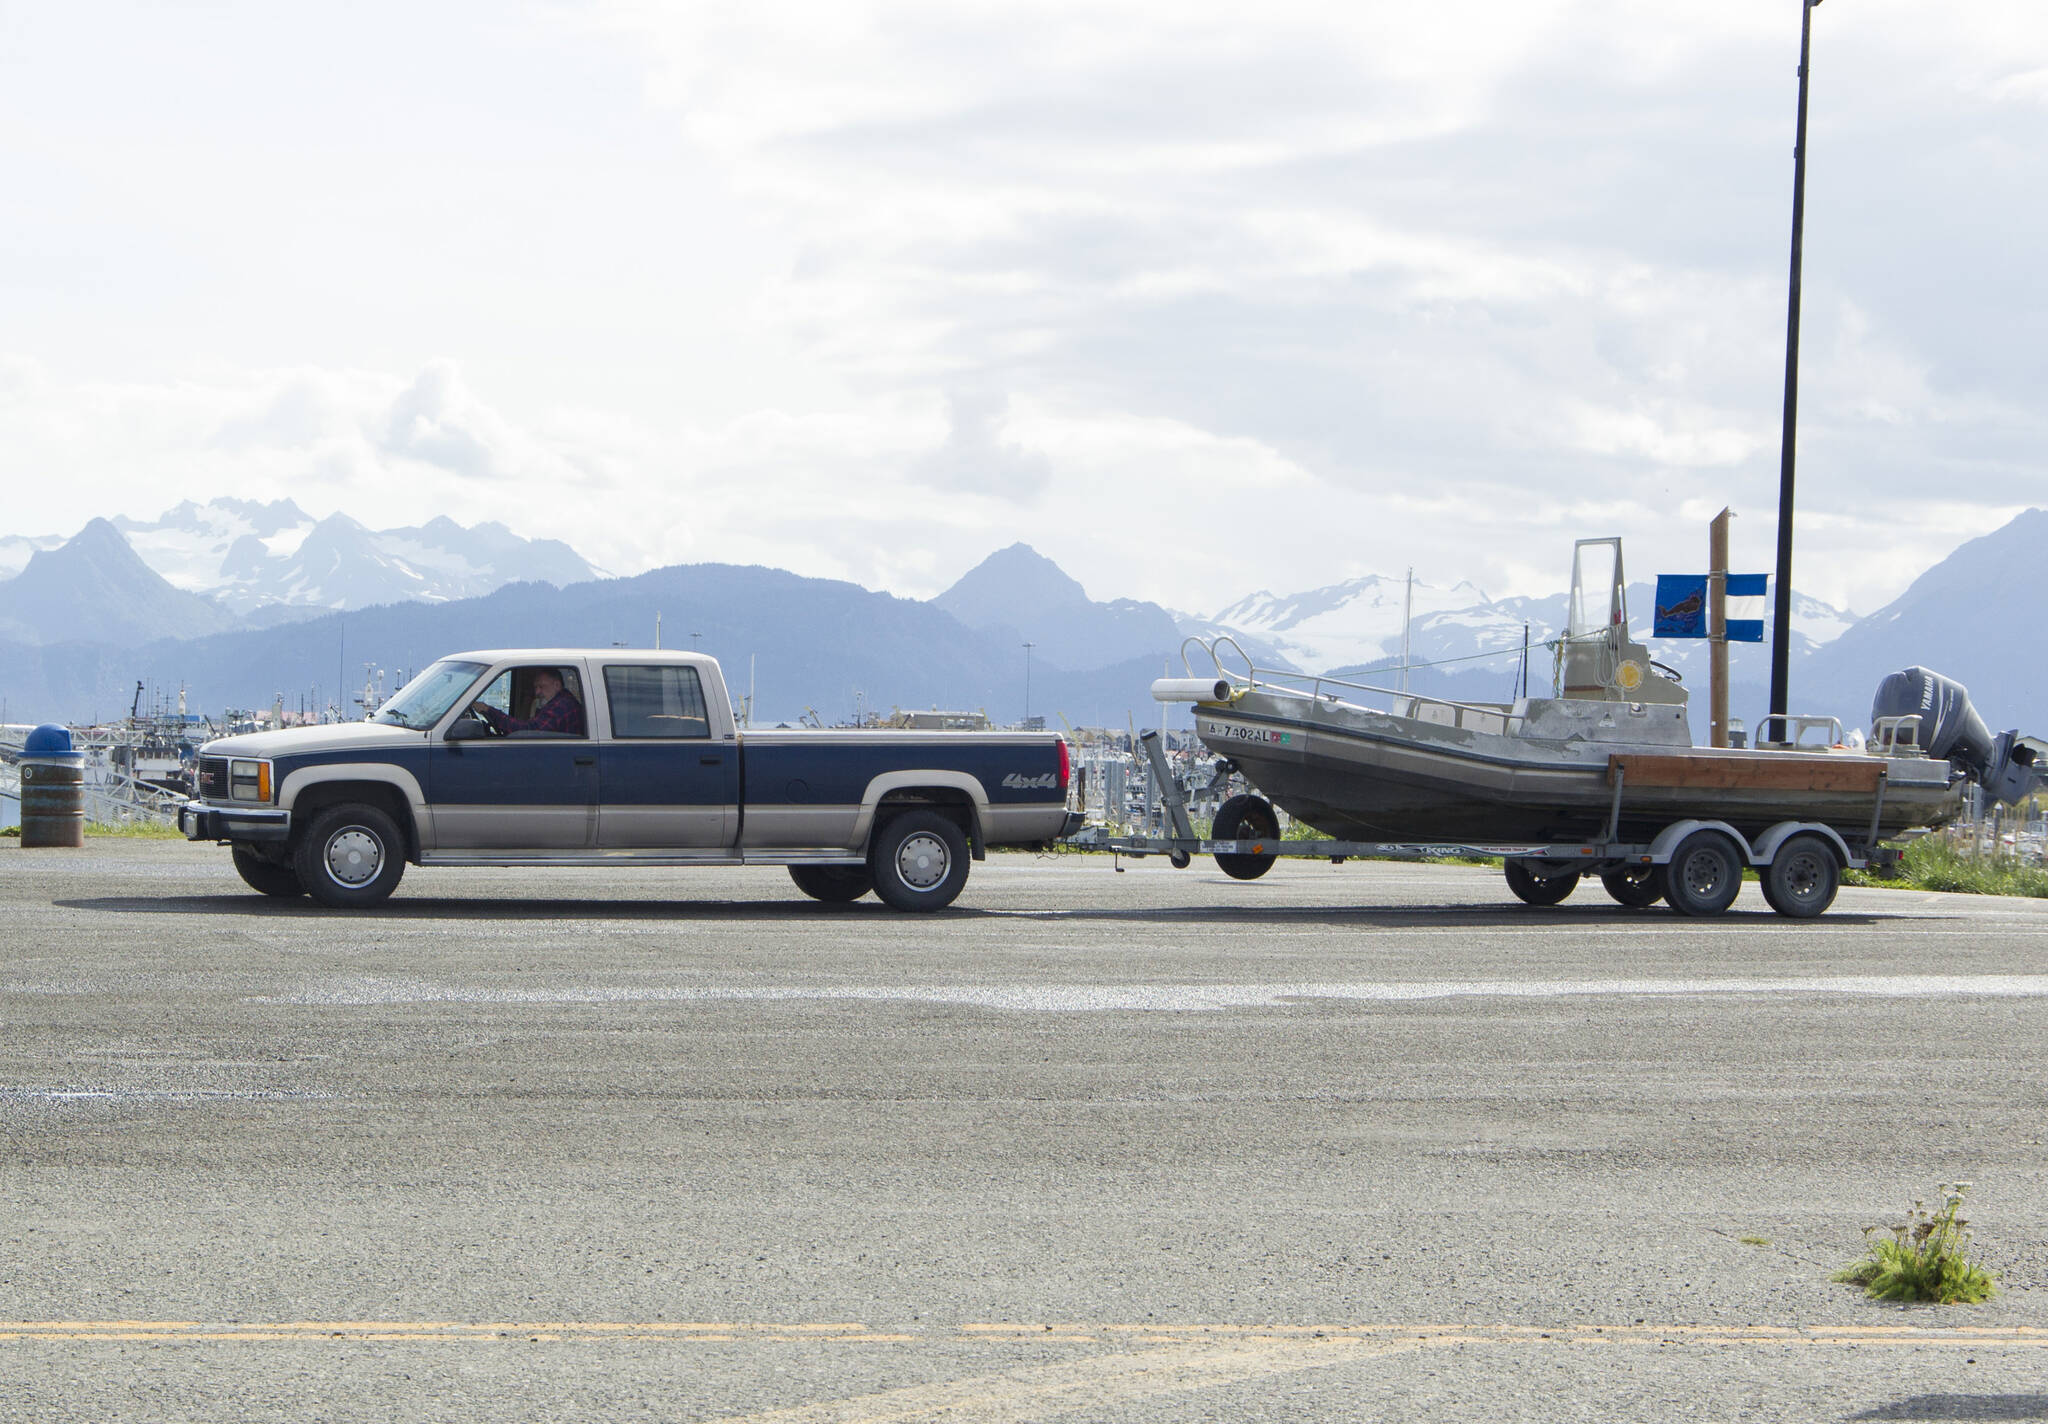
xmin=179 ymin=800 xmax=291 ymax=844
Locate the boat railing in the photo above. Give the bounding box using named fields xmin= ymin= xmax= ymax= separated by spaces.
xmin=1870 ymin=714 xmax=1925 ymax=758
xmin=1176 ymin=636 xmax=1520 ymax=735
xmin=1753 ymin=712 xmax=1848 ymax=751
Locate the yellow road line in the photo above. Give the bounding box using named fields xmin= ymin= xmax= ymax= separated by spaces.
xmin=0 ymin=1321 xmax=903 ymax=1343
xmin=8 ymin=1320 xmax=2045 ymax=1346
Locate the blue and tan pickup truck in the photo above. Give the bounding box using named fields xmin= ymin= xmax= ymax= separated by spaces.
xmin=178 ymin=648 xmax=1078 ymax=910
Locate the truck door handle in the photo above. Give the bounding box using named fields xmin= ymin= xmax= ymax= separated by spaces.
xmin=574 ymin=755 xmax=596 ymax=766
xmin=699 ymin=754 xmax=722 ymax=765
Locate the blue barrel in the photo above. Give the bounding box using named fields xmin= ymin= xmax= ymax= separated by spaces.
xmin=19 ymin=723 xmax=85 ymax=848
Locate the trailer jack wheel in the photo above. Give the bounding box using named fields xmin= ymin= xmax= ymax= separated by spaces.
xmin=1211 ymin=794 xmax=1280 ymax=880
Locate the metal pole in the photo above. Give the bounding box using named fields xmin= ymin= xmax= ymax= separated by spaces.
xmin=1022 ymin=641 xmax=1034 ymax=722
xmin=1770 ymin=0 xmax=1822 ymax=744
xmin=1710 ymin=507 xmax=1731 ymax=748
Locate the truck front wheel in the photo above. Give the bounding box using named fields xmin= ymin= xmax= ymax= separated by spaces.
xmin=789 ymin=864 xmax=875 ymax=903
xmin=294 ymin=802 xmax=407 ymax=909
xmin=870 ymin=810 xmax=970 ymax=911
xmin=232 ymin=845 xmax=304 ymax=898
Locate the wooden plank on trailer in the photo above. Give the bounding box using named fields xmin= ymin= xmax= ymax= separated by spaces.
xmin=1609 ymin=752 xmax=1886 ymax=794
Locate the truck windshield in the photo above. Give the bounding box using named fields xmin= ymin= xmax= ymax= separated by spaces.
xmin=372 ymin=660 xmax=489 ymax=730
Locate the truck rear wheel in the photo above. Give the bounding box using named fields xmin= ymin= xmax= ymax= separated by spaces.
xmin=1762 ymin=834 xmax=1840 ymax=918
xmin=294 ymin=802 xmax=406 ymax=909
xmin=1211 ymin=794 xmax=1280 ymax=880
xmin=870 ymin=810 xmax=970 ymax=911
xmin=1663 ymin=830 xmax=1744 ymax=917
xmin=789 ymin=864 xmax=875 ymax=903
xmin=232 ymin=845 xmax=304 ymax=898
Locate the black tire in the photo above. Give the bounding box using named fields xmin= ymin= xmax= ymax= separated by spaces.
xmin=232 ymin=845 xmax=304 ymax=898
xmin=1211 ymin=793 xmax=1280 ymax=880
xmin=1504 ymin=859 xmax=1580 ymax=906
xmin=1662 ymin=830 xmax=1745 ymax=917
xmin=1599 ymin=865 xmax=1664 ymax=909
xmin=869 ymin=810 xmax=970 ymax=912
xmin=293 ymin=802 xmax=407 ymax=909
xmin=789 ymin=864 xmax=875 ymax=903
xmin=1762 ymin=833 xmax=1840 ymax=919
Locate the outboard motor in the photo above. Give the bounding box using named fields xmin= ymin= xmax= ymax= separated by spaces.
xmin=1872 ymin=667 xmax=2042 ymax=805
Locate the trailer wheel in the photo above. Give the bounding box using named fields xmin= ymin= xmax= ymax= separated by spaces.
xmin=1210 ymin=794 xmax=1280 ymax=880
xmin=1504 ymin=859 xmax=1580 ymax=906
xmin=1599 ymin=865 xmax=1664 ymax=909
xmin=789 ymin=864 xmax=875 ymax=903
xmin=1662 ymin=830 xmax=1744 ymax=917
xmin=232 ymin=845 xmax=305 ymax=898
xmin=293 ymin=802 xmax=406 ymax=909
xmin=1762 ymin=834 xmax=1840 ymax=919
xmin=870 ymin=810 xmax=970 ymax=911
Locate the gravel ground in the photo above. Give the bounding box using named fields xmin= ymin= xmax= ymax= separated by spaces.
xmin=4 ymin=839 xmax=2046 ymax=1421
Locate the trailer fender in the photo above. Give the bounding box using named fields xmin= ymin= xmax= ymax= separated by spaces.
xmin=1645 ymin=819 xmax=1751 ymax=865
xmin=1750 ymin=821 xmax=1854 ymax=870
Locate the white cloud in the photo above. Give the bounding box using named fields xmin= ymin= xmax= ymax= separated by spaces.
xmin=3 ymin=0 xmax=2046 ymax=621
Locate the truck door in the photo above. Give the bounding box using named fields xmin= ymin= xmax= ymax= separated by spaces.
xmin=595 ymin=663 xmax=738 ymax=849
xmin=430 ymin=662 xmax=598 ymax=850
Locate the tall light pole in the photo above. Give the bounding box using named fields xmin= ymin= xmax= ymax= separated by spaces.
xmin=1770 ymin=0 xmax=1823 ymax=743
xmin=1022 ymin=641 xmax=1035 ymax=724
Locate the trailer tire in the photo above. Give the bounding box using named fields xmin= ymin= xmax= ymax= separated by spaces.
xmin=870 ymin=810 xmax=970 ymax=911
xmin=1599 ymin=865 xmax=1664 ymax=909
xmin=294 ymin=802 xmax=406 ymax=909
xmin=232 ymin=845 xmax=305 ymax=898
xmin=789 ymin=864 xmax=875 ymax=903
xmin=1211 ymin=794 xmax=1280 ymax=880
xmin=1762 ymin=833 xmax=1840 ymax=919
xmin=1663 ymin=830 xmax=1744 ymax=917
xmin=1504 ymin=859 xmax=1580 ymax=906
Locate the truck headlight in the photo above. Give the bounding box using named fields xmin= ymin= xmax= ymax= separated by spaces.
xmin=229 ymin=759 xmax=273 ymax=802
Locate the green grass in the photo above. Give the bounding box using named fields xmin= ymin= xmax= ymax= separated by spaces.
xmin=86 ymin=819 xmax=183 ymax=838
xmin=1 ymin=820 xmax=181 ymax=839
xmin=1834 ymin=1183 xmax=1998 ymax=1305
xmin=1739 ymin=1236 xmax=1770 ymax=1247
xmin=1846 ymin=836 xmax=2048 ymax=899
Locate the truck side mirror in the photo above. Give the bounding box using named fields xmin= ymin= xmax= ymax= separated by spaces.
xmin=446 ymin=717 xmax=487 ymax=741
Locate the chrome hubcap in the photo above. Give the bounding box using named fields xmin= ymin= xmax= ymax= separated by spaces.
xmin=895 ymin=832 xmax=950 ymax=890
xmin=325 ymin=828 xmax=382 ymax=886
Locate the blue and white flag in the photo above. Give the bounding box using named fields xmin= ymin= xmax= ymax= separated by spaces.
xmin=1726 ymin=573 xmax=1766 ymax=643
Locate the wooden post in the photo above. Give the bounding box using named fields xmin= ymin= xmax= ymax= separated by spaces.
xmin=1709 ymin=507 xmax=1732 ymax=749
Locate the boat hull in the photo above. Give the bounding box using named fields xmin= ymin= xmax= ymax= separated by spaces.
xmin=1195 ymin=694 xmax=1962 ymax=845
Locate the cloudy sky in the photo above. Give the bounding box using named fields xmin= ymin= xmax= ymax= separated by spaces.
xmin=2 ymin=1 xmax=2043 ymax=616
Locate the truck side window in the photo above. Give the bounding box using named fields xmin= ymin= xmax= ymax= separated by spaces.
xmin=605 ymin=665 xmax=711 ymax=739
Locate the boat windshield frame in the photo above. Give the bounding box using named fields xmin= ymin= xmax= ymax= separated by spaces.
xmin=1568 ymin=537 xmax=1626 ymax=640
xmin=371 ymin=660 xmax=491 ymax=730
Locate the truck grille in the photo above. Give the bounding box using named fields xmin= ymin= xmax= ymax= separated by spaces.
xmin=198 ymin=757 xmax=228 ymax=800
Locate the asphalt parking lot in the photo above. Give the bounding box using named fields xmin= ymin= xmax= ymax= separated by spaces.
xmin=4 ymin=839 xmax=2047 ymax=1422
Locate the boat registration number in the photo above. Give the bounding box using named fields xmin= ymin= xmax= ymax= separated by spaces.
xmin=1204 ymin=721 xmax=1296 ymax=746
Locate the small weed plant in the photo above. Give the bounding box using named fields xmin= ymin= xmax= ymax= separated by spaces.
xmin=1834 ymin=1182 xmax=1997 ymax=1305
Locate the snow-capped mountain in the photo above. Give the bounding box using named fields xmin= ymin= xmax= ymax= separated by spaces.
xmin=95 ymin=498 xmax=601 ymax=615
xmin=0 ymin=532 xmax=66 ymax=580
xmin=1185 ymin=574 xmax=1855 ymax=683
xmin=0 ymin=518 xmax=238 ymax=647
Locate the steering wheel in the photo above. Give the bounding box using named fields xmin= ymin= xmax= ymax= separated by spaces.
xmin=465 ymin=702 xmax=507 ymax=736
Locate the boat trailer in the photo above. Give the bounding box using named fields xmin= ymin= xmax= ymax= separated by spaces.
xmin=1080 ymin=730 xmax=1896 ymax=919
